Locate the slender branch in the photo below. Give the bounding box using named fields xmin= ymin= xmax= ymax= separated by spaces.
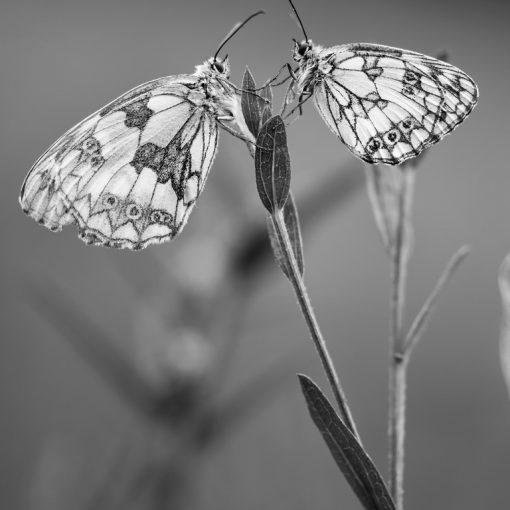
xmin=388 ymin=168 xmax=414 ymax=510
xmin=404 ymin=245 xmax=470 ymax=356
xmin=271 ymin=209 xmax=361 ymax=441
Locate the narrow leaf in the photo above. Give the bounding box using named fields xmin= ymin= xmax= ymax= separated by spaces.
xmin=255 ymin=115 xmax=291 ymax=212
xmin=266 ymin=215 xmax=290 ymax=278
xmin=499 ymin=253 xmax=510 ymax=400
xmin=283 ymin=192 xmax=304 ymax=275
xmin=242 ymin=67 xmax=270 ymax=138
xmin=364 ymin=165 xmax=400 ymax=254
xmin=298 ymin=375 xmax=395 ymax=510
xmin=404 ymin=245 xmax=470 ymax=355
xmin=364 ymin=165 xmax=414 ymax=257
xmin=266 ymin=192 xmax=304 ymax=279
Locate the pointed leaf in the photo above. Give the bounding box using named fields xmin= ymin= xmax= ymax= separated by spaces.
xmin=298 ymin=375 xmax=396 ymax=510
xmin=242 ymin=67 xmax=271 ymax=138
xmin=364 ymin=165 xmax=414 ymax=257
xmin=255 ymin=115 xmax=291 ymax=212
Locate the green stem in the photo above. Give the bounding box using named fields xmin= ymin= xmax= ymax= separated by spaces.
xmin=271 ymin=209 xmax=360 ymax=441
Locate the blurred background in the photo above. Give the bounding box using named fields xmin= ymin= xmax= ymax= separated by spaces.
xmin=1 ymin=0 xmax=509 ymax=508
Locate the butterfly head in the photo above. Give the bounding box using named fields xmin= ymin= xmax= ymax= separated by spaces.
xmin=196 ymin=57 xmax=231 ymax=79
xmin=293 ymin=39 xmax=315 ymax=62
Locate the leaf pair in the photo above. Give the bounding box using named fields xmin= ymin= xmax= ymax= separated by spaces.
xmin=243 ymin=68 xmax=291 ymax=215
xmin=255 ymin=115 xmax=304 ymax=277
xmin=241 ymin=68 xmax=272 ymax=139
xmin=244 ymin=69 xmax=303 ymax=278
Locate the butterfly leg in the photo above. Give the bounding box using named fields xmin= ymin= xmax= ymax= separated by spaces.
xmin=229 ymin=84 xmax=272 ymax=106
xmin=282 ymin=90 xmax=313 ymax=121
xmin=279 ymin=63 xmax=302 ymax=117
xmin=231 ymin=64 xmax=295 ymax=120
xmin=259 ymin=63 xmax=294 ymax=89
xmin=238 ymin=63 xmax=295 ymax=95
xmin=280 ymin=81 xmax=296 ymax=117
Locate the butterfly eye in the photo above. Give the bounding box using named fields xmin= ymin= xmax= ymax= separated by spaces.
xmin=297 ymin=42 xmax=310 ymax=56
xmin=212 ymin=61 xmax=224 ymax=73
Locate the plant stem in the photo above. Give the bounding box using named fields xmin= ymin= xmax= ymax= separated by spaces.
xmin=388 ymin=353 xmax=408 ymax=510
xmin=271 ymin=209 xmax=360 ymax=441
xmin=404 ymin=245 xmax=470 ymax=355
xmin=388 ymin=168 xmax=414 ymax=510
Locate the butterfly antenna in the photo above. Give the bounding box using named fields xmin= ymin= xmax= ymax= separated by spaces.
xmin=288 ymin=0 xmax=309 ymax=42
xmin=213 ymin=10 xmax=265 ymax=62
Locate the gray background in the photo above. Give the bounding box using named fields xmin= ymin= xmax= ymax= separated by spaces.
xmin=1 ymin=0 xmax=509 ymax=508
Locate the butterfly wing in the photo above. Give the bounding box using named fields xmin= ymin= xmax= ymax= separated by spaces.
xmin=19 ymin=106 xmax=103 ymax=232
xmin=20 ymin=75 xmax=219 ymax=249
xmin=312 ymin=43 xmax=478 ymax=165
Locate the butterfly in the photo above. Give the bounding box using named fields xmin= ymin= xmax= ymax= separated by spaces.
xmin=284 ymin=0 xmax=478 ymax=166
xmin=19 ymin=12 xmax=262 ymax=250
